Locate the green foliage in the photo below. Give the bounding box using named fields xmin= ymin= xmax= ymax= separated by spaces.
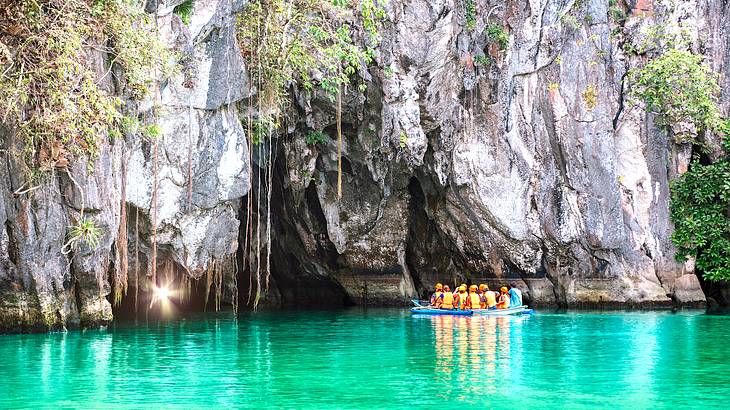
xmin=635 ymin=47 xmax=730 ymax=280
xmin=637 ymin=24 xmax=692 ymax=54
xmin=245 ymin=116 xmax=278 ymax=145
xmin=581 ymin=84 xmax=598 ymax=110
xmin=306 ymin=130 xmax=328 ymax=146
xmin=0 ymin=0 xmax=173 ymax=173
xmin=359 ymin=0 xmax=387 ymax=45
xmin=560 ymin=13 xmax=580 ymax=31
xmin=609 ymin=6 xmax=626 ymax=22
xmin=548 ymin=82 xmax=560 ymax=92
xmin=629 ymin=49 xmax=722 ymax=140
xmin=670 ymin=139 xmax=730 ymax=281
xmin=399 ymin=131 xmax=407 ymax=149
xmin=66 ymin=217 xmax=103 ymax=251
xmin=105 ymin=2 xmax=177 ymax=98
xmin=174 ymin=0 xmax=195 ymax=25
xmin=237 ymin=0 xmax=385 ymax=117
xmin=486 ymin=24 xmax=509 ymax=50
xmin=473 ymin=55 xmax=491 ymax=67
xmin=465 ymin=0 xmax=477 ymax=30
xmin=142 ymin=124 xmax=162 ymax=139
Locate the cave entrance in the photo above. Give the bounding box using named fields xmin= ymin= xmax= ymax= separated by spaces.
xmin=695 ymin=272 xmax=730 ymax=307
xmin=109 ymin=249 xmax=233 ymax=321
xmin=234 ymin=141 xmax=354 ymax=310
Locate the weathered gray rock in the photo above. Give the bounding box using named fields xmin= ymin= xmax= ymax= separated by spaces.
xmin=2 ymin=0 xmax=728 ymax=331
xmin=672 ymin=274 xmax=706 ymax=306
xmin=263 ymin=0 xmax=726 ymax=307
xmin=0 ymin=0 xmax=251 ymax=331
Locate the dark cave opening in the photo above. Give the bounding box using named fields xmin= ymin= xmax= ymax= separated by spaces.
xmin=109 ymin=206 xmax=225 ymax=321
xmin=234 ymin=140 xmax=354 ymax=310
xmin=108 ymin=260 xmax=218 ymax=321
xmin=406 ymin=176 xmax=428 ymax=299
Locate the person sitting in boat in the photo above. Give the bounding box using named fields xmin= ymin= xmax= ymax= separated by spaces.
xmin=496 ymin=287 xmax=511 ymax=309
xmin=430 ymin=283 xmax=444 ymax=307
xmin=454 ymin=283 xmax=466 ymax=298
xmin=478 ymin=284 xmax=488 ymax=308
xmin=465 ymin=285 xmax=483 ymax=310
xmin=509 ymin=282 xmax=523 ymax=307
xmin=440 ymin=285 xmax=455 ymax=309
xmin=455 ymin=285 xmax=469 ymax=310
xmin=483 ymin=285 xmax=498 ymax=310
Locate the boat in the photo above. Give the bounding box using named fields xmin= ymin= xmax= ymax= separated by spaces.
xmin=411 ymin=299 xmax=533 ymax=316
xmin=472 ymin=306 xmax=534 ymax=316
xmin=410 ymin=307 xmax=474 ymax=315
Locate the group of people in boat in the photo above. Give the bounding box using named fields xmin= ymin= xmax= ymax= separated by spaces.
xmin=429 ymin=283 xmax=522 ymax=310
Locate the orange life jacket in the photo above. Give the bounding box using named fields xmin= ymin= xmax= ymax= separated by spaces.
xmin=441 ymin=292 xmax=454 ymax=309
xmin=497 ymin=294 xmax=511 ymax=309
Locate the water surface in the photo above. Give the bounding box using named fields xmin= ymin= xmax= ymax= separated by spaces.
xmin=1 ymin=309 xmax=728 ymax=408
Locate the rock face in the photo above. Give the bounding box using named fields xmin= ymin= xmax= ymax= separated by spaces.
xmin=270 ymin=0 xmax=728 ymax=307
xmin=1 ymin=0 xmax=728 ymax=331
xmin=0 ymin=0 xmax=249 ymax=331
xmin=671 ymin=274 xmax=706 ymax=306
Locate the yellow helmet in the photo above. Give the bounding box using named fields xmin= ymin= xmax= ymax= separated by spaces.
xmin=459 ymin=285 xmax=467 ymax=292
xmin=500 ymin=286 xmax=508 ymax=293
xmin=469 ymin=285 xmax=478 ymax=292
xmin=435 ymin=283 xmax=443 ymax=291
xmin=479 ymin=284 xmax=487 ymax=291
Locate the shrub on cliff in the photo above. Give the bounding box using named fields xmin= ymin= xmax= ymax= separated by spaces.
xmin=631 ymin=48 xmax=730 ymax=281
xmin=0 ymin=0 xmax=172 ymax=174
xmin=670 ymin=129 xmax=730 ymax=281
xmin=629 ymin=49 xmax=723 ymax=142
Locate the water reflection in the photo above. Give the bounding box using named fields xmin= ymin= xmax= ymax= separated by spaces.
xmin=429 ymin=315 xmax=529 ymax=400
xmin=1 ymin=310 xmax=729 ymax=408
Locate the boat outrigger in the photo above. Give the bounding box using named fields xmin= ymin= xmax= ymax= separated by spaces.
xmin=472 ymin=306 xmax=533 ymax=316
xmin=410 ymin=299 xmax=534 ymax=316
xmin=410 ymin=307 xmax=474 ymax=315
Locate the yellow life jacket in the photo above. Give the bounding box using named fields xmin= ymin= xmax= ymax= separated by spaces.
xmin=456 ymin=292 xmax=468 ymax=309
xmin=430 ymin=291 xmax=444 ymax=305
xmin=469 ymin=292 xmax=481 ymax=309
xmin=441 ymin=292 xmax=454 ymax=309
xmin=485 ymin=291 xmax=497 ymax=307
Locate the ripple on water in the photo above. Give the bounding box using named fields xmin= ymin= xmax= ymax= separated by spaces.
xmin=0 ymin=309 xmax=729 ymax=408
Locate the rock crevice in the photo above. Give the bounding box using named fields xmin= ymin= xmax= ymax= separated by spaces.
xmin=3 ymin=0 xmax=728 ymax=331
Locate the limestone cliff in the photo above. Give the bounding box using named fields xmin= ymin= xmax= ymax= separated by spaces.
xmin=266 ymin=0 xmax=725 ymax=307
xmin=1 ymin=0 xmax=726 ymax=332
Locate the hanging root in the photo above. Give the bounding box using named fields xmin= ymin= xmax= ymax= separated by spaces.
xmin=113 ymin=157 xmax=129 ymax=306
xmin=231 ymin=254 xmax=239 ymax=315
xmin=215 ymin=261 xmax=223 ymax=312
xmin=204 ymin=258 xmax=215 ymax=311
xmin=179 ymin=270 xmax=191 ymax=305
xmin=336 ymin=85 xmax=342 ymax=198
xmin=134 ymin=205 xmax=139 ymax=315
xmin=150 ymin=134 xmax=158 ymax=288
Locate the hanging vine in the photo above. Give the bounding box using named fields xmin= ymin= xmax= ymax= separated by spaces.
xmin=236 ymin=0 xmax=386 ymax=307
xmin=113 ymin=156 xmax=129 ymax=306
xmin=1 ymin=0 xmax=175 ymax=310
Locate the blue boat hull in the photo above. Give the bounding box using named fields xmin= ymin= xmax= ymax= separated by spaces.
xmin=410 ymin=308 xmax=473 ymax=316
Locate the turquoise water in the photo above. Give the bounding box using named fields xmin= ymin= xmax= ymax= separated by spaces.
xmin=1 ymin=309 xmax=729 ymax=409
